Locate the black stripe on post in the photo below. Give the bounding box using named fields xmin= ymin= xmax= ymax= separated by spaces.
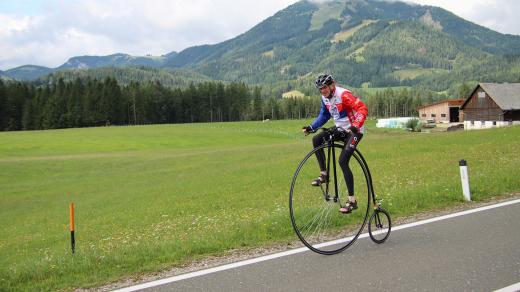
xmin=71 ymin=231 xmax=75 ymax=254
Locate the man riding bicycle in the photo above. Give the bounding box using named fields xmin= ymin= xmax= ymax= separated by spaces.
xmin=302 ymin=74 xmax=368 ymax=214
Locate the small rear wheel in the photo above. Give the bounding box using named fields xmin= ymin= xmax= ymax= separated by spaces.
xmin=368 ymin=208 xmax=391 ymax=244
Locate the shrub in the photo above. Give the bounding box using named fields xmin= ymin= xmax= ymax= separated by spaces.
xmin=405 ymin=118 xmax=422 ymax=132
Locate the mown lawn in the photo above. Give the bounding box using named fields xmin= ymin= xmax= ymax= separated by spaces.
xmin=1 ymin=120 xmax=519 ymax=291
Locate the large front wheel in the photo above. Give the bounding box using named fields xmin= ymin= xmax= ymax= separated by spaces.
xmin=289 ymin=144 xmax=371 ymax=255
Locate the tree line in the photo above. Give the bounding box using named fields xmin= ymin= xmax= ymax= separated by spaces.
xmin=0 ymin=77 xmax=446 ymax=132
xmin=0 ymin=78 xmax=258 ymax=131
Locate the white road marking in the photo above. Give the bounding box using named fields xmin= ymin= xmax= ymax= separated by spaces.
xmin=494 ymin=282 xmax=520 ymax=292
xmin=113 ymin=198 xmax=520 ymax=292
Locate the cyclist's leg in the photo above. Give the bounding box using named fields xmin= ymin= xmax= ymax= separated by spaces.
xmin=311 ymin=131 xmax=328 ymax=185
xmin=338 ymin=132 xmax=363 ymax=212
xmin=312 ymin=131 xmax=328 ymax=171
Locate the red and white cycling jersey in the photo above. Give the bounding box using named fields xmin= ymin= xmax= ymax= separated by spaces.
xmin=311 ymin=86 xmax=368 ymax=133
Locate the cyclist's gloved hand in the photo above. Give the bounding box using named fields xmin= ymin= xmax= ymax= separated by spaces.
xmin=302 ymin=125 xmax=313 ymax=134
xmin=348 ymin=126 xmax=359 ymax=134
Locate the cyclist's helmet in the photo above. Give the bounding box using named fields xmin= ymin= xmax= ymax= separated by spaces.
xmin=315 ymin=74 xmax=334 ymax=89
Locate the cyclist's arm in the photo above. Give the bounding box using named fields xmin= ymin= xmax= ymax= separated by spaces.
xmin=342 ymin=92 xmax=368 ymax=128
xmin=310 ymin=100 xmax=331 ymax=130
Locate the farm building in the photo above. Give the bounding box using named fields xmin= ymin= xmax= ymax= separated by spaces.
xmin=417 ymin=99 xmax=465 ymax=123
xmin=460 ymin=83 xmax=520 ymax=129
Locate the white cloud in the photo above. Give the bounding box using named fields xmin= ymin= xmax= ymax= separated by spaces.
xmin=1 ymin=0 xmax=519 ymax=70
xmin=0 ymin=0 xmax=298 ymax=69
xmin=0 ymin=15 xmax=34 ymax=36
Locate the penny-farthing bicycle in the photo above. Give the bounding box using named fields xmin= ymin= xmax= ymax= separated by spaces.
xmin=289 ymin=127 xmax=391 ymax=255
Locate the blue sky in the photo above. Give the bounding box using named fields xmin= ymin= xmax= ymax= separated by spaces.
xmin=0 ymin=0 xmax=46 ymax=15
xmin=1 ymin=0 xmax=519 ymax=70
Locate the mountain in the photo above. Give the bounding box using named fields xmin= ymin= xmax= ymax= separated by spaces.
xmin=4 ymin=65 xmax=54 ymax=81
xmin=4 ymin=0 xmax=520 ymax=92
xmin=3 ymin=53 xmax=179 ymax=81
xmin=56 ymin=53 xmax=167 ymax=70
xmin=162 ymin=0 xmax=520 ymax=90
xmin=0 ymin=74 xmax=12 ymax=81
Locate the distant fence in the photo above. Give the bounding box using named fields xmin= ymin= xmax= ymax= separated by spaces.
xmin=464 ymin=120 xmax=520 ymax=130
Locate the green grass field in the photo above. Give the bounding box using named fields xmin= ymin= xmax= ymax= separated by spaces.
xmin=309 ymin=2 xmax=344 ymax=31
xmin=332 ymin=20 xmax=378 ymax=43
xmin=1 ymin=120 xmax=519 ymax=291
xmin=282 ymin=90 xmax=306 ymax=98
xmin=392 ymin=68 xmax=450 ymax=80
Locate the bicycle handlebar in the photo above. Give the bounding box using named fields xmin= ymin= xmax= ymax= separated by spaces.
xmin=304 ymin=126 xmax=352 ymax=140
xmin=320 ymin=126 xmax=350 ymax=141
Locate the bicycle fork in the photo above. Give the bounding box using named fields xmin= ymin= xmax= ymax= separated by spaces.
xmin=321 ymin=142 xmax=340 ymax=203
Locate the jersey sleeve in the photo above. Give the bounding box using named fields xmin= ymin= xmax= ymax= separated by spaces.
xmin=342 ymin=91 xmax=368 ymax=128
xmin=310 ymin=100 xmax=331 ymax=130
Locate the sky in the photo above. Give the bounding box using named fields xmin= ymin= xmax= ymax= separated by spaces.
xmin=1 ymin=0 xmax=520 ymax=70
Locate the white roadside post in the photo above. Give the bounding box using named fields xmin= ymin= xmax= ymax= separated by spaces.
xmin=459 ymin=159 xmax=471 ymax=201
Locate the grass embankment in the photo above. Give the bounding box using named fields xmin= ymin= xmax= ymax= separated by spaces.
xmin=1 ymin=120 xmax=519 ymax=290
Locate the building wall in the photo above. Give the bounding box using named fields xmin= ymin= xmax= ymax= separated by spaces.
xmin=462 ymin=87 xmax=503 ymax=121
xmin=463 ymin=120 xmax=512 ymax=130
xmin=418 ymin=101 xmax=450 ymax=123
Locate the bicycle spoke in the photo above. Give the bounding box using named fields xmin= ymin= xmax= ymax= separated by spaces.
xmin=299 ymin=202 xmax=331 ymax=240
xmin=310 ymin=203 xmax=334 ymax=242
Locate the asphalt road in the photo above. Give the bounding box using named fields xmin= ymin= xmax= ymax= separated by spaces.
xmin=120 ymin=200 xmax=520 ymax=292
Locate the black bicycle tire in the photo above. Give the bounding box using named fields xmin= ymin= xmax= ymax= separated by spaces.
xmin=368 ymin=208 xmax=392 ymax=244
xmin=289 ymin=143 xmax=371 ymax=255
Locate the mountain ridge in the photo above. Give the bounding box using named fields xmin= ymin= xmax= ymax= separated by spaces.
xmin=2 ymin=51 xmax=183 ymax=80
xmin=3 ymin=0 xmax=520 ymax=92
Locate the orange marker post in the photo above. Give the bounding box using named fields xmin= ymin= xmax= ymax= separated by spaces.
xmin=70 ymin=203 xmax=75 ymax=254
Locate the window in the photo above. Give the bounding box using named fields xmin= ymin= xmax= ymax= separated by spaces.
xmin=477 ymin=91 xmax=486 ymax=107
xmin=441 ymin=114 xmax=446 ymax=117
xmin=431 ymin=114 xmax=436 ymax=117
xmin=422 ymin=114 xmax=426 ymax=117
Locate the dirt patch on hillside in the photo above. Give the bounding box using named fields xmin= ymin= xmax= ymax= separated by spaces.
xmin=85 ymin=193 xmax=520 ymax=292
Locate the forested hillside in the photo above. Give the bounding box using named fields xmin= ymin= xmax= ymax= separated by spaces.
xmin=39 ymin=67 xmax=212 ymax=88
xmin=57 ymin=53 xmax=167 ymax=70
xmin=161 ymin=0 xmax=520 ymax=91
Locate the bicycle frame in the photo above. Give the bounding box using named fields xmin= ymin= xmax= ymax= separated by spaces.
xmin=322 ymin=134 xmax=378 ymax=208
xmin=324 ymin=140 xmax=340 ymax=203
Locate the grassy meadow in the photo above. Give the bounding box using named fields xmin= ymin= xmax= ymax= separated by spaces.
xmin=1 ymin=120 xmax=519 ymax=291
